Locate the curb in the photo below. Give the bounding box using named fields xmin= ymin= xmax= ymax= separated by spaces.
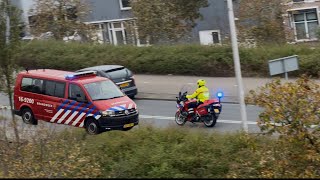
xmin=0 ymin=94 xmax=240 ymax=109
xmin=135 ymin=92 xmax=240 ymax=104
xmin=0 ymin=106 xmax=11 ymax=110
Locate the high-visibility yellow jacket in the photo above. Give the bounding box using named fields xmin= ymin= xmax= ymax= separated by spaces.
xmin=186 ymin=86 xmax=210 ymax=103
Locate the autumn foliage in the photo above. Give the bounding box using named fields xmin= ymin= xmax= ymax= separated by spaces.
xmin=245 ymin=75 xmax=320 ymax=177
xmin=131 ymin=0 xmax=208 ymax=43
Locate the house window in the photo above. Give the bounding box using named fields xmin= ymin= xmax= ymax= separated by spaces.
xmin=119 ymin=0 xmax=131 ymax=10
xmin=108 ymin=21 xmax=127 ymax=45
xmin=292 ymin=8 xmax=319 ymax=40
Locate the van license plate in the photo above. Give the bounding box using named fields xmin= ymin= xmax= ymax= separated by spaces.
xmin=123 ymin=123 xmax=134 ymax=128
xmin=120 ymin=83 xmax=129 ymax=88
xmin=214 ymin=109 xmax=220 ymax=113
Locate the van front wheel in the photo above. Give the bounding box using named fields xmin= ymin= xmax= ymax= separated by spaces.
xmin=85 ymin=119 xmax=101 ymax=135
xmin=21 ymin=108 xmax=37 ymax=125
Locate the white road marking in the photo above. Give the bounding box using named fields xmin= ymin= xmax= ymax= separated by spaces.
xmin=140 ymin=115 xmax=319 ymax=128
xmin=140 ymin=115 xmax=258 ymax=125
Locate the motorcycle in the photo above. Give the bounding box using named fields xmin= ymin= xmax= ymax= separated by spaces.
xmin=175 ymin=86 xmax=223 ymax=127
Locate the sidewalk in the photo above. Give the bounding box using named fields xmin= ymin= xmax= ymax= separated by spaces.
xmin=133 ymin=74 xmax=297 ymax=103
xmin=0 ymin=75 xmax=316 ymax=107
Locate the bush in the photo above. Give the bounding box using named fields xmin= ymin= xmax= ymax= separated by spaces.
xmin=1 ymin=124 xmax=320 ymax=178
xmin=245 ymin=75 xmax=320 ymax=177
xmin=15 ymin=40 xmax=320 ymax=78
xmin=0 ymin=128 xmax=102 ymax=178
xmin=246 ymin=75 xmax=320 ymax=144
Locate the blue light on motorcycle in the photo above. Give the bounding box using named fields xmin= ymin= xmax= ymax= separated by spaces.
xmin=216 ymin=92 xmax=224 ymax=98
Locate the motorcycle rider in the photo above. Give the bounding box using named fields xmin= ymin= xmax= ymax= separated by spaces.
xmin=182 ymin=79 xmax=210 ymax=120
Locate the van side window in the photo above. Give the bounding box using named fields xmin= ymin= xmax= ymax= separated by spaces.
xmin=44 ymin=80 xmax=66 ymax=98
xmin=21 ymin=77 xmax=44 ymax=94
xmin=69 ymin=84 xmax=87 ymax=103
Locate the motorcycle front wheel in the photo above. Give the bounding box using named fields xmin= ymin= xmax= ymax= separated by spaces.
xmin=203 ymin=114 xmax=217 ymax=127
xmin=175 ymin=111 xmax=186 ymax=126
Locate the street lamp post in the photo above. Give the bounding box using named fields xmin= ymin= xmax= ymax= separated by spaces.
xmin=227 ymin=0 xmax=248 ymax=132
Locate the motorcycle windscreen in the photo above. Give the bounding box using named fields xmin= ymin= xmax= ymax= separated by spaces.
xmin=179 ymin=84 xmax=196 ymax=96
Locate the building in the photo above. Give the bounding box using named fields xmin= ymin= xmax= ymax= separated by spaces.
xmin=12 ymin=0 xmax=238 ymax=46
xmin=282 ymin=0 xmax=320 ymax=43
xmin=85 ymin=0 xmax=237 ymax=46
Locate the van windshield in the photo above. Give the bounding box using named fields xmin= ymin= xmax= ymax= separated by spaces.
xmin=84 ymin=80 xmax=124 ymax=101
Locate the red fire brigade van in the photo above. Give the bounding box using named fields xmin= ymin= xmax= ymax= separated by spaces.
xmin=13 ymin=69 xmax=139 ymax=134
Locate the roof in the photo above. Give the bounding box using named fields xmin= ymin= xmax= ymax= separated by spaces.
xmin=19 ymin=69 xmax=108 ymax=84
xmin=77 ymin=65 xmax=124 ymax=72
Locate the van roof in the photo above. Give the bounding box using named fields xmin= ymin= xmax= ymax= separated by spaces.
xmin=19 ymin=69 xmax=107 ymax=84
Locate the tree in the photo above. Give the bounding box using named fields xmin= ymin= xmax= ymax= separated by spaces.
xmin=237 ymin=0 xmax=286 ymax=45
xmin=29 ymin=0 xmax=95 ymax=41
xmin=0 ymin=0 xmax=23 ymax=142
xmin=131 ymin=0 xmax=209 ymax=43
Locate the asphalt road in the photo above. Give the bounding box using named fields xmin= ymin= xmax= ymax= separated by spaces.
xmin=0 ymin=99 xmax=264 ymax=140
xmin=0 ymin=93 xmax=10 ymax=106
xmin=137 ymin=100 xmax=263 ymax=133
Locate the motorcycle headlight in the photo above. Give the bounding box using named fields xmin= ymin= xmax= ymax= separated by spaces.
xmin=180 ymin=101 xmax=184 ymax=106
xmin=101 ymin=110 xmax=115 ymax=116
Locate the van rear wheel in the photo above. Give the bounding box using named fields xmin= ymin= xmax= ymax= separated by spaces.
xmin=21 ymin=108 xmax=37 ymax=125
xmin=85 ymin=119 xmax=101 ymax=135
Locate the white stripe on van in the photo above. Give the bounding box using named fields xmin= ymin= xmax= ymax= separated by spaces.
xmin=64 ymin=111 xmax=78 ymax=125
xmin=113 ymin=106 xmax=124 ymax=111
xmin=50 ymin=109 xmax=64 ymax=122
xmin=72 ymin=113 xmax=86 ymax=126
xmin=57 ymin=110 xmax=71 ymax=123
xmin=119 ymin=104 xmax=126 ymax=109
xmin=79 ymin=121 xmax=84 ymax=128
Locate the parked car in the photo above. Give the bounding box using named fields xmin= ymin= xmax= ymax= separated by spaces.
xmin=76 ymin=65 xmax=138 ymax=98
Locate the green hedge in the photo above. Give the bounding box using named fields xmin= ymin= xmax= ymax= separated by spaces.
xmin=15 ymin=40 xmax=320 ymax=77
xmin=2 ymin=126 xmax=320 ymax=178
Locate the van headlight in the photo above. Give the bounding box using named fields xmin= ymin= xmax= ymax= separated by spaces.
xmin=101 ymin=110 xmax=115 ymax=116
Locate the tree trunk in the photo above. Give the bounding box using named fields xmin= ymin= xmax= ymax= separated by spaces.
xmin=4 ymin=0 xmax=20 ymax=144
xmin=5 ymin=69 xmax=20 ymax=143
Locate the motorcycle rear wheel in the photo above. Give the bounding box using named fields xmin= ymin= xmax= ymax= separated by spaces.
xmin=203 ymin=114 xmax=217 ymax=127
xmin=175 ymin=111 xmax=186 ymax=126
